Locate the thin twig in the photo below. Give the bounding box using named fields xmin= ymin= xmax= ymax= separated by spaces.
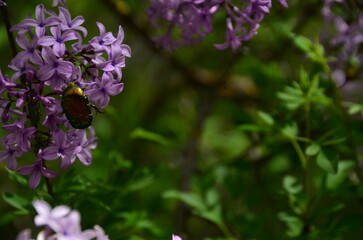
xmin=0 ymin=0 xmax=17 ymax=57
xmin=43 ymin=160 xmax=54 ymax=196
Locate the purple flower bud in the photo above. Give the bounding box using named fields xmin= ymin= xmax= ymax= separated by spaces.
xmin=0 ymin=70 xmax=16 ymax=94
xmin=0 ymin=143 xmax=23 ymax=170
xmin=172 ymin=234 xmax=182 ymax=240
xmin=52 ymin=0 xmax=66 ymax=7
xmin=16 ymin=229 xmax=31 ymax=240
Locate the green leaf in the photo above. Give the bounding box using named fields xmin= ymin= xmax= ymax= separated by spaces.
xmin=163 ymin=190 xmax=206 ymax=212
xmin=130 ymin=128 xmax=170 ymax=146
xmin=6 ymin=169 xmax=28 ymax=186
xmin=277 ymin=91 xmax=301 ymax=101
xmin=292 ymin=35 xmax=312 ymax=53
xmin=257 ymin=111 xmax=274 ymax=126
xmin=305 ymin=143 xmax=320 ymax=156
xmin=290 ymin=34 xmax=328 ymax=70
xmin=281 ymin=123 xmax=298 ymax=139
xmin=283 ymin=175 xmax=303 ymax=195
xmin=321 ymin=137 xmax=347 ymax=146
xmin=0 ymin=212 xmax=20 ymax=227
xmin=277 ymin=91 xmax=304 ymax=110
xmin=278 ymin=212 xmax=304 ymax=237
xmin=326 ymin=160 xmax=355 ymax=190
xmin=199 ymin=205 xmax=223 ymax=224
xmin=238 ymin=124 xmax=267 ymax=132
xmin=317 ymin=150 xmax=338 ymax=174
xmin=128 ymin=175 xmax=154 ymax=192
xmin=348 ymin=104 xmax=362 ymax=115
xmin=2 ymin=192 xmax=30 ymax=213
xmin=205 ymin=188 xmax=219 ymax=207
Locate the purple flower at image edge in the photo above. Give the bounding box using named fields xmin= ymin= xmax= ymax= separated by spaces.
xmin=147 ymin=0 xmax=288 ymax=51
xmin=16 ymin=200 xmax=109 ymax=240
xmin=52 ymin=0 xmax=66 ymax=7
xmin=172 ymin=234 xmax=182 ymax=240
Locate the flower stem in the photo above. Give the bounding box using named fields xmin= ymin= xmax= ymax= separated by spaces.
xmin=290 ymin=138 xmax=307 ymax=169
xmin=43 ymin=160 xmax=54 ymax=196
xmin=304 ymin=101 xmax=311 ymax=199
xmin=0 ymin=0 xmax=17 ymax=57
xmin=217 ymin=222 xmax=235 ymax=240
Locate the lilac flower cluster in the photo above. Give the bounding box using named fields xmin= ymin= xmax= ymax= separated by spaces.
xmin=321 ymin=0 xmax=363 ymax=85
xmin=146 ymin=0 xmax=288 ymax=51
xmin=16 ymin=199 xmax=182 ymax=240
xmin=0 ymin=1 xmax=131 ymax=188
xmin=16 ymin=200 xmax=109 ymax=240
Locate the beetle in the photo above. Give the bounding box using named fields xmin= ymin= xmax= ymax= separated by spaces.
xmin=61 ymin=82 xmax=93 ymax=129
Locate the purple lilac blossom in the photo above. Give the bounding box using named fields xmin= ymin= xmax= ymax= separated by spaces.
xmin=146 ymin=0 xmax=288 ymax=51
xmin=16 ymin=200 xmax=109 ymax=240
xmin=0 ymin=1 xmax=130 ymax=188
xmin=52 ymin=0 xmax=66 ymax=7
xmin=321 ymin=0 xmax=363 ymax=86
xmin=17 ymin=152 xmax=57 ymax=189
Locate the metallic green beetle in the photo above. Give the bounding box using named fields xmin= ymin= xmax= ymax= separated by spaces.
xmin=61 ymin=82 xmax=93 ymax=129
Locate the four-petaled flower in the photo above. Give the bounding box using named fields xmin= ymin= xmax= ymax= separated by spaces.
xmin=17 ymin=155 xmax=57 ymax=189
xmin=2 ymin=114 xmax=37 ymax=152
xmin=37 ymin=46 xmax=74 ymax=81
xmin=38 ymin=26 xmax=77 ymax=57
xmin=11 ymin=4 xmax=60 ymax=36
xmin=0 ymin=143 xmax=23 ymax=170
xmin=42 ymin=130 xmax=77 ymax=169
xmin=86 ymin=72 xmax=124 ymax=109
xmin=33 ymin=200 xmax=71 ymax=229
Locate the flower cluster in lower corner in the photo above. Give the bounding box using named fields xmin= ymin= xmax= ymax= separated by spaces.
xmin=0 ymin=1 xmax=131 ymax=189
xmin=172 ymin=234 xmax=182 ymax=240
xmin=146 ymin=0 xmax=288 ymax=51
xmin=16 ymin=200 xmax=109 ymax=240
xmin=16 ymin=200 xmax=183 ymax=240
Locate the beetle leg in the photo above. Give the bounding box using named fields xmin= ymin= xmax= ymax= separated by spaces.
xmin=90 ymin=103 xmax=104 ymax=114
